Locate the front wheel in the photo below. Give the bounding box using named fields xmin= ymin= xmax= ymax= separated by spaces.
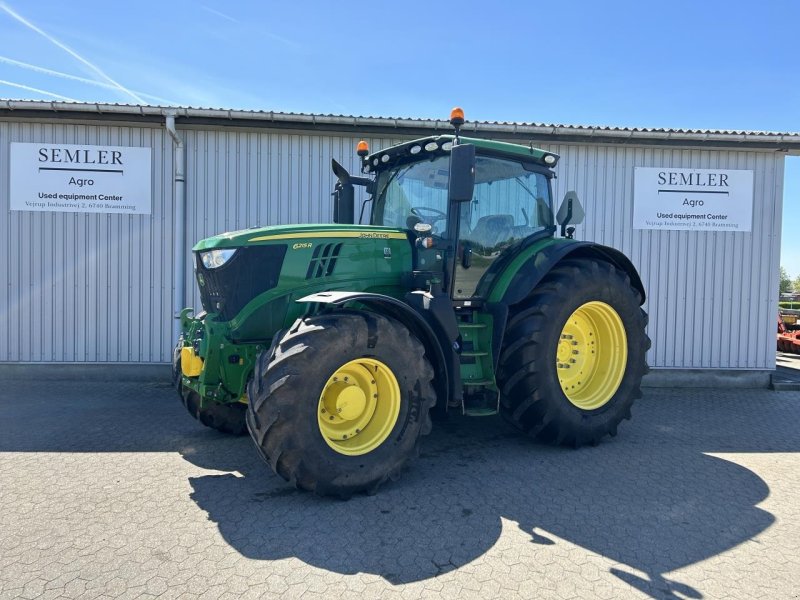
xmin=497 ymin=258 xmax=650 ymax=447
xmin=246 ymin=310 xmax=436 ymax=498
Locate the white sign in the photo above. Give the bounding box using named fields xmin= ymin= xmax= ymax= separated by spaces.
xmin=9 ymin=143 xmax=152 ymax=214
xmin=633 ymin=167 xmax=753 ymax=232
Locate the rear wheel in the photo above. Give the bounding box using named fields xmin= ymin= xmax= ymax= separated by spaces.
xmin=246 ymin=310 xmax=436 ymax=497
xmin=497 ymin=258 xmax=649 ymax=446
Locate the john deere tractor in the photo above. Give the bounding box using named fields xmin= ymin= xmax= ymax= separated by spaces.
xmin=174 ymin=109 xmax=649 ymax=497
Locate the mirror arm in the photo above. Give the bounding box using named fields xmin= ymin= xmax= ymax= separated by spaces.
xmin=560 ymin=199 xmax=573 ymax=237
xmin=359 ymin=197 xmax=373 ymax=225
xmin=348 ymin=175 xmax=372 ymax=187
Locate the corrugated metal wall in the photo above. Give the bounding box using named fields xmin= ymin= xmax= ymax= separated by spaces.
xmin=535 ymin=142 xmax=783 ymax=370
xmin=0 ymin=118 xmax=784 ymax=369
xmin=0 ymin=120 xmax=174 ymax=363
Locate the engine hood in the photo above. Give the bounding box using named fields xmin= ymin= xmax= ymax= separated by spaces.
xmin=193 ymin=223 xmax=408 ymax=251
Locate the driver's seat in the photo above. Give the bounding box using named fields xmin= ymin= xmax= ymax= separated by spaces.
xmin=468 ymin=214 xmax=514 ymax=250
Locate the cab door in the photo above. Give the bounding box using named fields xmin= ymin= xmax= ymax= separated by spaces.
xmin=452 ymin=155 xmax=554 ymax=300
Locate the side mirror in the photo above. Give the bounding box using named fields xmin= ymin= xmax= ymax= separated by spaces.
xmin=448 ymin=143 xmax=475 ymax=203
xmin=556 ymin=191 xmax=584 ymax=237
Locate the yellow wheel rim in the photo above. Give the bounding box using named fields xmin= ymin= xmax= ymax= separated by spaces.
xmin=556 ymin=301 xmax=627 ymax=410
xmin=317 ymin=358 xmax=401 ymax=456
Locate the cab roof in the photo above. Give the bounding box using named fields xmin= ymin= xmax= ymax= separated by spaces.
xmin=363 ymin=134 xmax=559 ymax=172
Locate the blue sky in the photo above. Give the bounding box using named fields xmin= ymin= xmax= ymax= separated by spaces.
xmin=2 ymin=0 xmax=798 ymax=271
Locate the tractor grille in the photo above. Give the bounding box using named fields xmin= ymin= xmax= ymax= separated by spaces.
xmin=195 ymin=245 xmax=287 ymax=321
xmin=305 ymin=243 xmax=343 ymax=279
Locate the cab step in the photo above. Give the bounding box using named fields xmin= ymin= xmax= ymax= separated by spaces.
xmin=458 ymin=323 xmax=487 ymax=329
xmin=463 ymin=407 xmax=498 ymax=417
xmin=462 ymin=379 xmax=494 ymax=386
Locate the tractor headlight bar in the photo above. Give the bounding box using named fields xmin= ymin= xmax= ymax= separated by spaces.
xmin=200 ymin=248 xmax=237 ymax=269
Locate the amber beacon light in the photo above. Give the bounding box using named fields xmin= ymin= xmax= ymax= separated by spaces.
xmin=449 ymin=107 xmax=465 ymax=127
xmin=450 ymin=107 xmax=465 ymax=143
xmin=356 ymin=140 xmax=369 ymax=157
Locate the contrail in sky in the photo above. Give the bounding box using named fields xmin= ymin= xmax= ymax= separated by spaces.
xmin=0 ymin=2 xmax=146 ymax=104
xmin=0 ymin=79 xmax=78 ymax=101
xmin=0 ymin=55 xmax=177 ymax=104
xmin=201 ymin=5 xmax=239 ymax=23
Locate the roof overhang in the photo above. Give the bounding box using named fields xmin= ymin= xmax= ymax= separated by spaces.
xmin=2 ymin=100 xmax=799 ymax=154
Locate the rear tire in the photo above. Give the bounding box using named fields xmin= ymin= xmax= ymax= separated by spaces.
xmin=497 ymin=258 xmax=649 ymax=447
xmin=246 ymin=310 xmax=436 ymax=498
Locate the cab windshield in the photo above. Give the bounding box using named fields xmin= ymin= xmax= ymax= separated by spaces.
xmin=372 ymin=153 xmax=553 ymax=236
xmin=372 ymin=155 xmax=451 ymax=234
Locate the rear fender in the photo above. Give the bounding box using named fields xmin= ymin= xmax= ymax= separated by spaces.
xmin=495 ymin=241 xmax=646 ymax=307
xmin=483 ymin=241 xmax=645 ymax=369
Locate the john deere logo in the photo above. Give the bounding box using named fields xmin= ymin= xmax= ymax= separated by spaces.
xmin=197 ymin=273 xmax=205 ymax=286
xmin=293 ymin=242 xmax=313 ymax=250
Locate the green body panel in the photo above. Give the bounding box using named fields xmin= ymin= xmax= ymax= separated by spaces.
xmin=180 ymin=226 xmax=413 ymax=406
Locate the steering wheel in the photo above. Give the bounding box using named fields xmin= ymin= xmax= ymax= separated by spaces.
xmin=410 ymin=206 xmax=447 ymax=227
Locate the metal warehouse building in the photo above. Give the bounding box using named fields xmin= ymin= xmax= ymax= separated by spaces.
xmin=2 ymin=100 xmax=799 ymax=385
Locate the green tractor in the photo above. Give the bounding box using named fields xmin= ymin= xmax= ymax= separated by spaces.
xmin=174 ymin=109 xmax=650 ymax=497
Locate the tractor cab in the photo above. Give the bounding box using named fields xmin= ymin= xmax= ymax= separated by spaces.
xmin=364 ymin=134 xmax=557 ymax=300
xmin=333 ymin=109 xmax=565 ymax=305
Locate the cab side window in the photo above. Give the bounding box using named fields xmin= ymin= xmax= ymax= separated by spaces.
xmin=461 ymin=157 xmax=552 ymax=252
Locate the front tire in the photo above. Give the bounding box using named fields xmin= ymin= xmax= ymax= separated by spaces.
xmin=246 ymin=310 xmax=436 ymax=497
xmin=173 ymin=339 xmax=248 ymax=436
xmin=497 ymin=258 xmax=649 ymax=447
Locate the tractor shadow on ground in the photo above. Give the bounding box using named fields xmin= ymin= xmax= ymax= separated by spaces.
xmin=183 ymin=389 xmax=798 ymax=599
xmin=0 ymin=381 xmax=792 ymax=599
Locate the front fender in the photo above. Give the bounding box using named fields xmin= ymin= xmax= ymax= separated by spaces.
xmin=297 ymin=291 xmax=453 ymax=410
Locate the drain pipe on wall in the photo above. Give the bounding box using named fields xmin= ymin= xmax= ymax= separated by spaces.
xmin=165 ymin=111 xmax=186 ymax=344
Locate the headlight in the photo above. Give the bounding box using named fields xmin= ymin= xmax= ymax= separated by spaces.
xmin=200 ymin=248 xmax=237 ymax=269
xmin=543 ymin=154 xmax=558 ymax=166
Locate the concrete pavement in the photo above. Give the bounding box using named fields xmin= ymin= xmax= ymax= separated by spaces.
xmin=1 ymin=379 xmax=799 ymax=599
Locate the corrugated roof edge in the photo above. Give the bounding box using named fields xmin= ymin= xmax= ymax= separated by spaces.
xmin=2 ymin=99 xmax=799 ymax=150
